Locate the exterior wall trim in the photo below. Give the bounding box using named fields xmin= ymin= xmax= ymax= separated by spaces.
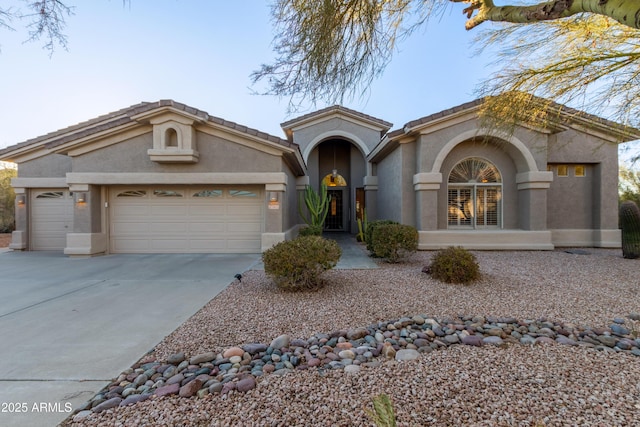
xmin=302 ymin=130 xmax=369 ymax=163
xmin=431 ymin=129 xmax=539 ymax=174
xmin=12 ymin=177 xmax=68 ymax=188
xmin=413 ymin=172 xmax=443 ymax=191
xmin=516 ymin=171 xmax=554 ymax=190
xmin=551 ymin=229 xmax=621 ymax=248
xmin=418 ymin=230 xmax=554 ymax=250
xmin=66 ymin=172 xmax=288 ymax=186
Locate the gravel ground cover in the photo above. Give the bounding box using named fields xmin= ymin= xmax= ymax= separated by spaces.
xmin=65 ymin=249 xmax=640 ymax=426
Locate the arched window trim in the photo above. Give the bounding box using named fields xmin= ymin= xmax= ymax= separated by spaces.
xmin=447 ymin=157 xmax=503 ymax=229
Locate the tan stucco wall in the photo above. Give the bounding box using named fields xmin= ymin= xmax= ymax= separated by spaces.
xmin=546 ymin=130 xmax=619 ymax=231
xmin=293 ymin=117 xmax=383 ymax=163
xmin=376 ymin=147 xmax=403 ymax=223
xmin=19 ymin=154 xmax=72 ymax=177
xmin=72 ymin=131 xmax=282 ymax=173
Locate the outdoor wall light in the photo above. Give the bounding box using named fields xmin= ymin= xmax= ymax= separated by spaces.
xmin=16 ymin=195 xmax=25 ymax=205
xmin=268 ymin=192 xmax=280 ymax=209
xmin=75 ymin=192 xmax=87 ymax=204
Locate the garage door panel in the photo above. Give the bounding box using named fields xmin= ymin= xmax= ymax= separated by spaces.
xmin=111 ymin=222 xmax=151 ymax=234
xmin=227 ymin=204 xmax=262 ymax=216
xmin=113 ymin=205 xmax=150 ymax=215
xmin=31 ymin=189 xmax=73 ymax=251
xmin=111 ymin=239 xmax=150 ymax=252
xmin=189 ymin=205 xmax=226 ymax=215
xmin=227 ymin=222 xmax=262 ymax=233
xmin=189 ymin=222 xmax=226 ymax=233
xmin=150 ymin=239 xmax=189 ymax=251
xmin=110 ymin=186 xmax=263 ymax=253
xmin=149 ymin=222 xmax=188 ymax=233
xmin=149 ymin=205 xmax=188 ymax=216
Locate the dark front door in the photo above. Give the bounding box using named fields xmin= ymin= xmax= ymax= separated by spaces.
xmin=325 ymin=189 xmax=347 ymax=231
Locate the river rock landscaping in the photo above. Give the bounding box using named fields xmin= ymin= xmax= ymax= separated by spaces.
xmin=65 ymin=249 xmax=640 ymax=426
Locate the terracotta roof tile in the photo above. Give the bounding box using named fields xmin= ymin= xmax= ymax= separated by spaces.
xmin=0 ymin=100 xmax=298 ymax=158
xmin=281 ymin=105 xmax=392 ymax=129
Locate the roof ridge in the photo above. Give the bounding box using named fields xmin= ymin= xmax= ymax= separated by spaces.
xmin=281 ymin=104 xmax=392 ymax=129
xmin=0 ymin=100 xmax=297 ymax=158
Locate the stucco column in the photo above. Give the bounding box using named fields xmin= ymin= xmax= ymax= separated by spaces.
xmin=413 ymin=173 xmax=442 ymax=231
xmin=65 ymin=184 xmax=106 ymax=256
xmin=363 ymin=175 xmax=378 ymax=221
xmin=262 ymin=183 xmax=286 ymax=251
xmin=9 ymin=188 xmax=27 ymax=250
xmin=516 ymin=171 xmax=553 ymax=231
xmin=265 ymin=184 xmax=285 ymax=233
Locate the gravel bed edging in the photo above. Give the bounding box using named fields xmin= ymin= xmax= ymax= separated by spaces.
xmin=71 ymin=312 xmax=640 ymax=421
xmin=63 ymin=249 xmax=640 ymax=426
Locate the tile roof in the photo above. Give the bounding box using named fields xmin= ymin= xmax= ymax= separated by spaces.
xmin=398 ymin=97 xmax=640 ymax=140
xmin=280 ymin=105 xmax=392 ymax=130
xmin=0 ymin=100 xmax=297 ymax=158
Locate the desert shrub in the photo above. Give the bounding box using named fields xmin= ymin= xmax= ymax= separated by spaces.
xmin=298 ymin=225 xmax=323 ymax=237
xmin=427 ymin=246 xmax=480 ymax=284
xmin=366 ymin=220 xmax=398 ymax=253
xmin=370 ymin=223 xmax=418 ymax=263
xmin=262 ymin=236 xmax=341 ymax=291
xmin=366 ymin=394 xmax=397 ymax=427
xmin=0 ymin=166 xmax=16 ymax=233
xmin=620 ymin=200 xmax=640 ymax=259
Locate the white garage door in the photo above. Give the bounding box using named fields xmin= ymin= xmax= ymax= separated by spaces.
xmin=31 ymin=189 xmax=74 ymax=250
xmin=109 ymin=186 xmax=264 ymax=253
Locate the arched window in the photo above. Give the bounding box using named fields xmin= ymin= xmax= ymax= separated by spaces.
xmin=447 ymin=158 xmax=502 ymax=229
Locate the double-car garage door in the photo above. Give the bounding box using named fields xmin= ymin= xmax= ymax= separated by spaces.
xmin=29 ymin=186 xmax=264 ymax=253
xmin=109 ymin=186 xmax=264 ymax=253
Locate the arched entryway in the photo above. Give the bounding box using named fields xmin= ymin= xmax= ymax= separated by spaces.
xmin=308 ymin=138 xmax=366 ymax=233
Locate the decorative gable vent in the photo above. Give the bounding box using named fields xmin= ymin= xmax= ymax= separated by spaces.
xmin=146 ymin=113 xmax=200 ymax=163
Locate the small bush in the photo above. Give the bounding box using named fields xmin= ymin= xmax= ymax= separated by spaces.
xmin=427 ymin=246 xmax=480 ymax=284
xmin=298 ymin=225 xmax=323 ymax=237
xmin=366 ymin=220 xmax=398 ymax=253
xmin=262 ymin=236 xmax=341 ymax=291
xmin=371 ymin=223 xmax=418 ymax=263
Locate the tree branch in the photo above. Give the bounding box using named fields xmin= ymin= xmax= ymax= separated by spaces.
xmin=451 ymin=0 xmax=640 ymax=30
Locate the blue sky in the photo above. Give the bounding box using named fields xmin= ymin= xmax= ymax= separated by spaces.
xmin=0 ymin=1 xmax=495 ymax=149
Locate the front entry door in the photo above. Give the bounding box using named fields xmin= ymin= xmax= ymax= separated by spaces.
xmin=325 ymin=189 xmax=348 ymax=231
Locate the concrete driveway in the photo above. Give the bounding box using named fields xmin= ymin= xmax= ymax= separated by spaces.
xmin=0 ymin=251 xmax=261 ymax=427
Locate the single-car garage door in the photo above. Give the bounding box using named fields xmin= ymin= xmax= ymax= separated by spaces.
xmin=109 ymin=186 xmax=264 ymax=253
xmin=31 ymin=189 xmax=74 ymax=250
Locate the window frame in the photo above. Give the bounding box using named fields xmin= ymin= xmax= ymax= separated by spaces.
xmin=447 ymin=157 xmax=503 ymax=230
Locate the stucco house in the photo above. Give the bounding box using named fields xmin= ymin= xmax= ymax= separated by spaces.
xmin=1 ymin=98 xmax=638 ymax=256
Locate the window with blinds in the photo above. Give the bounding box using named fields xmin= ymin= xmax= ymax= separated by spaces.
xmin=447 ymin=158 xmax=502 ymax=229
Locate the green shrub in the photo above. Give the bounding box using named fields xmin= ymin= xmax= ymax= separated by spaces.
xmin=366 ymin=220 xmax=398 ymax=253
xmin=370 ymin=223 xmax=418 ymax=263
xmin=427 ymin=246 xmax=480 ymax=284
xmin=366 ymin=394 xmax=397 ymax=427
xmin=298 ymin=225 xmax=323 ymax=237
xmin=620 ymin=200 xmax=640 ymax=259
xmin=262 ymin=236 xmax=341 ymax=291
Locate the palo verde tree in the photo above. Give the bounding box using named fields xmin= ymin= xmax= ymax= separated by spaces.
xmin=252 ymin=0 xmax=640 ymax=157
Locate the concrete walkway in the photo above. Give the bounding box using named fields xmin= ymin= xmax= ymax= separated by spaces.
xmin=324 ymin=232 xmax=378 ymax=269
